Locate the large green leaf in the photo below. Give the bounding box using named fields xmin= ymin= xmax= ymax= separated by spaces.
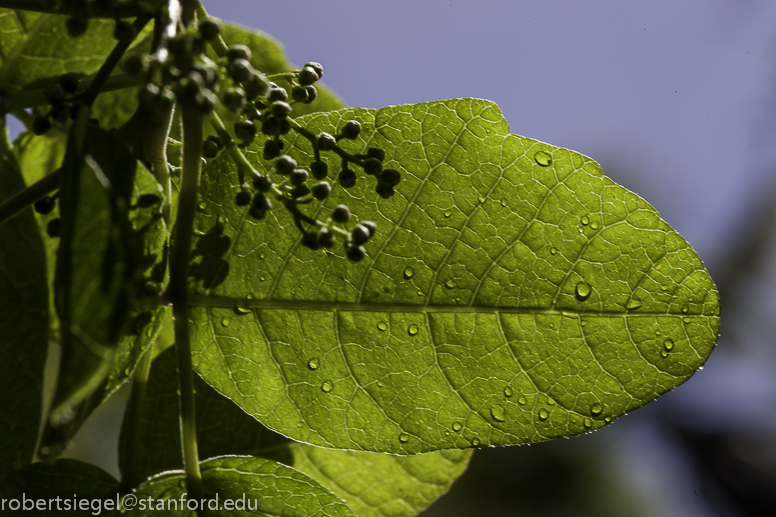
xmin=0 ymin=121 xmax=47 ymax=481
xmin=189 ymin=98 xmax=720 ymax=454
xmin=120 ymin=345 xmax=470 ymax=517
xmin=0 ymin=9 xmax=116 ymax=95
xmin=0 ymin=459 xmax=118 ymax=517
xmin=129 ymin=456 xmax=355 ymax=517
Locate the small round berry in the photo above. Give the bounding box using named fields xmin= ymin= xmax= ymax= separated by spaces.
xmin=367 ymin=147 xmax=385 ymax=161
xmin=293 ymin=184 xmax=311 ymax=199
xmin=275 ymin=155 xmax=297 ymax=175
xmin=192 ymin=65 xmax=218 ymax=87
xmin=376 ymin=184 xmax=394 ymax=199
xmin=196 ymin=90 xmax=217 ymax=114
xmin=339 ymin=168 xmax=356 ymax=188
xmin=198 ymin=18 xmax=221 ymax=40
xmin=50 ymin=103 xmax=70 ymax=124
xmin=302 ymin=232 xmax=321 ymax=250
xmin=66 ymin=16 xmax=88 ymax=38
xmin=44 ymin=86 xmax=66 ymax=104
xmin=361 ymin=221 xmax=377 ymax=237
xmin=59 ymin=72 xmax=80 ymax=93
xmin=346 ymin=244 xmax=366 ymax=262
xmin=244 ymin=73 xmax=270 ymax=99
xmin=278 ymin=118 xmax=292 ymax=135
xmin=311 ymin=181 xmax=331 ymax=201
xmin=191 ymin=37 xmax=206 ymax=56
xmin=226 ymin=44 xmax=252 ymax=62
xmin=363 ymin=157 xmax=382 ymax=175
xmin=316 ymin=132 xmax=336 ymax=151
xmin=331 ymin=204 xmax=350 ymax=223
xmin=203 ymin=139 xmax=220 ymax=158
xmin=234 ymin=120 xmax=257 ymax=141
xmin=298 ymin=66 xmax=319 ymax=86
xmin=351 ymin=224 xmax=372 ymax=245
xmin=136 ymin=193 xmax=161 ymax=208
xmin=379 ymin=168 xmax=401 ymax=187
xmin=122 ymin=54 xmax=149 ymax=78
xmin=32 ymin=116 xmax=52 ymax=136
xmin=341 ymin=120 xmax=361 ymax=140
xmin=260 ymin=116 xmax=281 ymax=136
xmin=291 ymin=85 xmax=309 ymax=103
xmin=310 ymin=161 xmax=328 ymax=180
xmin=229 ymin=58 xmax=254 ymax=83
xmin=248 ymin=207 xmax=266 ymax=220
xmin=318 ymin=227 xmax=335 ymax=248
xmin=46 ymin=218 xmax=61 ymax=238
xmin=290 ymin=168 xmax=309 ymax=185
xmin=222 ymin=87 xmax=246 ymax=112
xmin=267 ymin=87 xmax=288 ymax=103
xmin=34 ymin=196 xmax=56 ymax=215
xmin=253 ymin=175 xmax=272 ymax=192
xmin=206 ymin=135 xmax=224 ymax=150
xmin=270 ymin=100 xmax=292 ymax=119
xmin=263 ymin=140 xmax=281 ymax=160
xmin=252 ymin=193 xmax=272 ymax=211
xmin=304 ymin=61 xmax=324 ymax=79
xmin=303 ymin=85 xmax=318 ymax=104
xmin=244 ymin=104 xmax=261 ymax=121
xmin=114 ymin=19 xmax=136 ymax=42
xmin=235 ymin=190 xmax=252 ymax=206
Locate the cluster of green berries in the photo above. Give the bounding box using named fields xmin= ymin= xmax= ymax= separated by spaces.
xmin=30 ymin=73 xmax=84 ymax=136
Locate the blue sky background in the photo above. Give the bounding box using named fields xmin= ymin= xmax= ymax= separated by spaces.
xmin=48 ymin=2 xmax=776 ymax=516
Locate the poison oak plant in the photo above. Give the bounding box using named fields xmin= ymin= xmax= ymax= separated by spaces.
xmin=0 ymin=1 xmax=720 ymax=516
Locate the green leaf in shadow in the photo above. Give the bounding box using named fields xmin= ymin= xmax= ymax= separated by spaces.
xmin=0 ymin=122 xmax=48 ymax=482
xmin=189 ymin=98 xmax=720 ymax=454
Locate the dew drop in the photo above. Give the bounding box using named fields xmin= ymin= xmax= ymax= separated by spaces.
xmin=444 ymin=210 xmax=452 ymax=218
xmin=452 ymin=422 xmax=463 ymax=432
xmin=626 ymin=299 xmax=643 ymax=310
xmin=590 ymin=220 xmax=599 ymax=230
xmin=197 ymin=201 xmax=206 ymax=211
xmin=403 ymin=267 xmax=415 ymax=280
xmin=575 ymin=281 xmax=592 ymax=301
xmin=377 ymin=321 xmax=388 ymax=331
xmin=399 ymin=433 xmax=409 ymax=443
xmin=235 ymin=306 xmax=250 ymax=315
xmin=504 ymin=386 xmax=514 ymax=397
xmin=501 ymin=199 xmax=508 ymax=207
xmin=408 ymin=324 xmax=419 ymax=336
xmin=455 ymin=297 xmax=461 ymax=303
xmin=377 ymin=381 xmax=384 ymax=388
xmin=490 ymin=405 xmax=506 ymax=422
xmin=296 ymin=422 xmax=303 ymax=428
xmin=517 ymin=396 xmax=527 ymax=405
xmin=547 ymin=398 xmax=556 ymax=406
xmin=681 ymin=304 xmax=689 ymax=314
xmin=590 ymin=402 xmax=603 ymax=416
xmin=478 ymin=195 xmax=486 ymax=204
xmin=471 ymin=437 xmax=481 ymax=446
xmin=417 ymin=290 xmax=423 ymax=296
xmin=663 ymin=338 xmax=675 ymax=351
xmin=445 ymin=279 xmax=456 ymax=289
xmin=534 ymin=150 xmax=552 ymax=166
xmin=655 ymin=329 xmax=662 ymax=336
xmin=307 ymin=358 xmax=319 ymax=370
xmin=683 ymin=317 xmax=691 ymax=324
xmin=538 ymin=408 xmax=549 ymax=420
xmin=581 ymin=215 xmax=590 ymax=226
xmin=660 ymin=350 xmax=669 ymax=358
xmin=445 ymin=430 xmax=451 ymax=436
xmin=321 ymin=381 xmax=333 ymax=393
xmin=550 ymin=247 xmax=557 ymax=255
xmin=583 ymin=418 xmax=593 ymax=429
xmin=260 ymin=276 xmax=265 ymax=282
xmin=604 ymin=417 xmax=612 ymax=424
xmin=145 ymin=327 xmax=153 ymax=337
xmin=259 ymin=253 xmax=265 ymax=260
xmin=221 ymin=318 xmax=230 ymax=327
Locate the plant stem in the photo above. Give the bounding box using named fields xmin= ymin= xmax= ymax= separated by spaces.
xmin=0 ymin=75 xmax=142 ymax=114
xmin=168 ymin=105 xmax=204 ymax=499
xmin=79 ymin=15 xmax=152 ymax=108
xmin=120 ymin=339 xmax=155 ymax=491
xmin=195 ymin=1 xmax=228 ymax=57
xmin=0 ymin=169 xmax=61 ymax=226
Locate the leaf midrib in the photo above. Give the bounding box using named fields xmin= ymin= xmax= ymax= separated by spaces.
xmin=187 ymin=293 xmax=710 ymax=317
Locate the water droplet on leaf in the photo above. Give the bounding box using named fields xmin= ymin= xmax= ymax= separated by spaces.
xmin=399 ymin=433 xmax=409 ymax=443
xmin=471 ymin=437 xmax=481 ymax=446
xmin=663 ymin=338 xmax=674 ymax=351
xmin=581 ymin=215 xmax=590 ymax=226
xmin=626 ymin=299 xmax=642 ymax=310
xmin=403 ymin=267 xmax=415 ymax=279
xmin=504 ymin=386 xmax=514 ymax=397
xmin=308 ymin=358 xmax=319 ymax=370
xmin=221 ymin=318 xmax=230 ymax=327
xmin=321 ymin=381 xmax=333 ymax=393
xmin=547 ymin=398 xmax=555 ymax=405
xmin=681 ymin=304 xmax=689 ymax=313
xmin=534 ymin=150 xmax=552 ymax=166
xmin=575 ymin=281 xmax=592 ymax=301
xmin=452 ymin=422 xmax=462 ymax=432
xmin=538 ymin=408 xmax=549 ymax=420
xmin=518 ymin=396 xmax=527 ymax=405
xmin=478 ymin=195 xmax=486 ymax=204
xmin=584 ymin=418 xmax=593 ymax=428
xmin=501 ymin=199 xmax=508 ymax=207
xmin=444 ymin=210 xmax=452 ymax=218
xmin=660 ymin=350 xmax=669 ymax=358
xmin=377 ymin=381 xmax=384 ymax=388
xmin=377 ymin=321 xmax=387 ymax=331
xmin=590 ymin=402 xmax=603 ymax=416
xmin=408 ymin=324 xmax=419 ymax=336
xmin=591 ymin=220 xmax=599 ymax=230
xmin=490 ymin=405 xmax=506 ymax=422
xmin=550 ymin=247 xmax=557 ymax=255
xmin=445 ymin=280 xmax=455 ymax=289
xmin=235 ymin=306 xmax=250 ymax=315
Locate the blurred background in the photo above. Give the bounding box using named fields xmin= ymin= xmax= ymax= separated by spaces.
xmin=12 ymin=1 xmax=775 ymax=515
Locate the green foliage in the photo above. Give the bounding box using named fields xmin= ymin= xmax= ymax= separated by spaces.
xmin=0 ymin=2 xmax=719 ymax=516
